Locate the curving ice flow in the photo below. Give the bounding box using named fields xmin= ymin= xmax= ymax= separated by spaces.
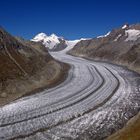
xmin=0 ymin=52 xmax=140 ymax=140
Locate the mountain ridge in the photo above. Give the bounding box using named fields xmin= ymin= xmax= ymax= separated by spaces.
xmin=68 ymin=23 xmax=140 ymax=73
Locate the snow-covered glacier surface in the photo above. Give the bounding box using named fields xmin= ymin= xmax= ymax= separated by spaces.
xmin=0 ymin=52 xmax=140 ymax=140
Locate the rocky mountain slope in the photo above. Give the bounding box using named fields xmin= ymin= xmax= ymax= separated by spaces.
xmin=31 ymin=33 xmax=85 ymax=51
xmin=0 ymin=27 xmax=68 ymax=106
xmin=69 ymin=24 xmax=140 ymax=73
xmin=68 ymin=23 xmax=140 ymax=140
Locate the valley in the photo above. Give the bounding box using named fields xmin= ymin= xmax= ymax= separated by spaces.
xmin=0 ymin=24 xmax=140 ymax=140
xmin=0 ymin=51 xmax=140 ymax=139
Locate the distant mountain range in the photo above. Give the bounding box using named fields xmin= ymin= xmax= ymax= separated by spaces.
xmin=31 ymin=33 xmax=87 ymax=51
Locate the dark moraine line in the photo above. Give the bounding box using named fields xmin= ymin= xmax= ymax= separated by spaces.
xmin=8 ymin=65 xmax=120 ymax=140
xmin=1 ymin=52 xmax=137 ymax=140
xmin=0 ymin=65 xmax=103 ymax=127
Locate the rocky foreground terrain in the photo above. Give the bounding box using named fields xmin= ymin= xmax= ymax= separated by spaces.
xmin=0 ymin=27 xmax=68 ymax=106
xmin=69 ymin=24 xmax=140 ymax=73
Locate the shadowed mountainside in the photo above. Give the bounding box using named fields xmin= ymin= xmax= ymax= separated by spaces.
xmin=0 ymin=27 xmax=68 ymax=106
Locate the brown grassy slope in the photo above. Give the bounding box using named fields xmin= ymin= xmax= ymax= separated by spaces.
xmin=0 ymin=27 xmax=69 ymax=106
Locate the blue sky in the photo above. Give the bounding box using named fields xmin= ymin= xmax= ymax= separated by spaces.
xmin=0 ymin=0 xmax=140 ymax=40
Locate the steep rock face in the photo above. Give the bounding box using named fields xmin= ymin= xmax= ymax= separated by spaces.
xmin=69 ymin=24 xmax=140 ymax=73
xmin=0 ymin=27 xmax=67 ymax=105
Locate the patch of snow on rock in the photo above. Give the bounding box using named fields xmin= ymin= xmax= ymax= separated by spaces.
xmin=122 ymin=24 xmax=128 ymax=29
xmin=114 ymin=34 xmax=122 ymax=41
xmin=97 ymin=31 xmax=111 ymax=38
xmin=125 ymin=29 xmax=140 ymax=41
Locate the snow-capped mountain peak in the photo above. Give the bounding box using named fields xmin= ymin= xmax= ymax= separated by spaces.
xmin=31 ymin=30 xmax=91 ymax=52
xmin=31 ymin=33 xmax=60 ymax=42
xmin=50 ymin=33 xmax=59 ymax=39
xmin=31 ymin=32 xmax=85 ymax=51
xmin=31 ymin=33 xmax=61 ymax=49
xmin=32 ymin=33 xmax=48 ymax=42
